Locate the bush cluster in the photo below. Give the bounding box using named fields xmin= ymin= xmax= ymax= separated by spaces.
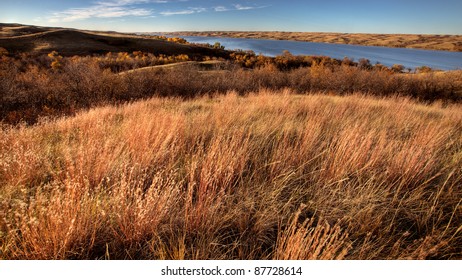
xmin=1 ymin=51 xmax=461 ymax=124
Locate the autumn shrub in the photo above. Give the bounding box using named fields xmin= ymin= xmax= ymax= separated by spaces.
xmin=0 ymin=47 xmax=9 ymax=57
xmin=1 ymin=52 xmax=461 ymax=124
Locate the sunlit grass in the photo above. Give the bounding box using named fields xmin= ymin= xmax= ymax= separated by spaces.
xmin=1 ymin=91 xmax=461 ymax=259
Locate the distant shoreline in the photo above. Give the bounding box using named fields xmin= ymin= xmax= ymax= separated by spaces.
xmin=166 ymin=31 xmax=462 ymax=52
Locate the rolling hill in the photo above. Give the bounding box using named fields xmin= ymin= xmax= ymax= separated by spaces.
xmin=168 ymin=31 xmax=462 ymax=52
xmin=0 ymin=23 xmax=228 ymax=57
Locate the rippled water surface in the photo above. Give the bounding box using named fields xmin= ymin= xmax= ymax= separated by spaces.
xmin=183 ymin=36 xmax=462 ymax=70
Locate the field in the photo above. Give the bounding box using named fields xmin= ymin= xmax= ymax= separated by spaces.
xmin=1 ymin=24 xmax=462 ymax=260
xmin=169 ymin=31 xmax=462 ymax=52
xmin=1 ymin=91 xmax=461 ymax=259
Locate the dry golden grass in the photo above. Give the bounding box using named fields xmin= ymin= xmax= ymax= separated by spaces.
xmin=1 ymin=91 xmax=461 ymax=259
xmin=171 ymin=31 xmax=462 ymax=52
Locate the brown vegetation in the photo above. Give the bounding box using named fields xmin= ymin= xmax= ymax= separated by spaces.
xmin=1 ymin=24 xmax=461 ymax=260
xmin=169 ymin=31 xmax=462 ymax=52
xmin=1 ymin=92 xmax=461 ymax=259
xmin=1 ymin=51 xmax=461 ymax=124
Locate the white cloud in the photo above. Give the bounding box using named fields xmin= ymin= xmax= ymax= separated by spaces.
xmin=234 ymin=4 xmax=254 ymax=11
xmin=49 ymin=0 xmax=157 ymax=22
xmin=213 ymin=3 xmax=269 ymax=13
xmin=97 ymin=0 xmax=150 ymax=6
xmin=97 ymin=0 xmax=171 ymax=6
xmin=214 ymin=6 xmax=229 ymax=12
xmin=160 ymin=7 xmax=206 ymax=16
xmin=48 ymin=1 xmax=268 ymax=22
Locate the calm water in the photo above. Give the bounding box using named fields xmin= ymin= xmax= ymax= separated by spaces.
xmin=183 ymin=36 xmax=462 ymax=70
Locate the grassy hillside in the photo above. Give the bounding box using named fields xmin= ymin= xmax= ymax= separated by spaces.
xmin=0 ymin=23 xmax=52 ymax=37
xmin=169 ymin=31 xmax=462 ymax=52
xmin=1 ymin=92 xmax=461 ymax=259
xmin=0 ymin=24 xmax=228 ymax=57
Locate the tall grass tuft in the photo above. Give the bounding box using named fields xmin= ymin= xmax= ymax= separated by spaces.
xmin=1 ymin=91 xmax=461 ymax=259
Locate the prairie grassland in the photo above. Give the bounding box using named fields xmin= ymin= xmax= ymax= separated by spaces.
xmin=1 ymin=91 xmax=461 ymax=259
xmin=170 ymin=31 xmax=462 ymax=52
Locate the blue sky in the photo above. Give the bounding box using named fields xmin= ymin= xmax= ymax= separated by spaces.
xmin=1 ymin=0 xmax=462 ymax=34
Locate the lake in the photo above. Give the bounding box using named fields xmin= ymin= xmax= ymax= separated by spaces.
xmin=183 ymin=36 xmax=462 ymax=71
